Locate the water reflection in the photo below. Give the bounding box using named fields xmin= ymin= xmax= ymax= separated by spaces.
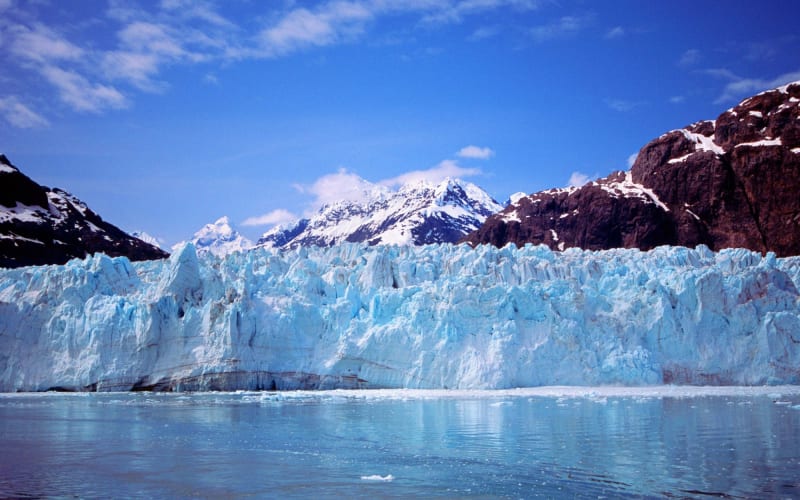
xmin=0 ymin=392 xmax=799 ymax=498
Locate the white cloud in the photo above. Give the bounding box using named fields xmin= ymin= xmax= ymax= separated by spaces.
xmin=380 ymin=159 xmax=481 ymax=187
xmin=0 ymin=97 xmax=49 ymax=128
xmin=711 ymin=69 xmax=800 ymax=104
xmin=41 ymin=65 xmax=128 ymax=113
xmin=1 ymin=0 xmax=553 ymax=120
xmin=258 ymin=3 xmax=373 ymax=57
xmin=203 ymin=73 xmax=219 ymax=85
xmin=268 ymin=157 xmax=485 ymax=221
xmin=106 ymin=21 xmax=208 ymax=90
xmin=669 ymin=95 xmax=685 ymax=104
xmin=102 ymin=51 xmax=163 ymax=91
xmin=9 ymin=23 xmax=84 ymax=63
xmin=703 ymin=68 xmax=740 ymax=81
xmin=418 ymin=0 xmax=539 ymax=25
xmin=604 ymin=98 xmax=643 ymax=112
xmin=627 ymin=152 xmax=638 ymax=168
xmin=294 ymin=167 xmax=384 ymax=210
xmin=469 ymin=25 xmax=501 ymax=41
xmin=118 ymin=22 xmax=188 ymax=58
xmin=255 ymin=1 xmax=541 ymax=56
xmin=566 ymin=171 xmax=590 ymax=188
xmin=530 ymin=14 xmax=593 ymax=42
xmin=457 ymin=145 xmax=494 ymax=159
xmin=604 ymin=26 xmax=624 ymax=39
xmin=160 ymin=0 xmax=236 ymax=29
xmin=678 ymin=48 xmax=700 ymax=67
xmin=242 ymin=208 xmax=298 ymax=227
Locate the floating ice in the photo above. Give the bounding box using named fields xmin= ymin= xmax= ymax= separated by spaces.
xmin=361 ymin=474 xmax=395 ymax=482
xmin=1 ymin=243 xmax=799 ymax=392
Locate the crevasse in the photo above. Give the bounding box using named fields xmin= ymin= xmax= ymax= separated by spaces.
xmin=0 ymin=243 xmax=798 ymax=391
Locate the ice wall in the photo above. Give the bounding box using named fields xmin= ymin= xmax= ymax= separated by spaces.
xmin=1 ymin=243 xmax=799 ymax=391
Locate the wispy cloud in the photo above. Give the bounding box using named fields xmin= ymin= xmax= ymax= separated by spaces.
xmin=380 ymin=159 xmax=481 ymax=187
xmin=469 ymin=25 xmax=501 ymax=41
xmin=293 ymin=167 xmax=384 ymax=211
xmin=604 ymin=26 xmax=624 ymax=39
xmin=457 ymin=145 xmax=494 ymax=159
xmin=418 ymin=0 xmax=539 ymax=25
xmin=604 ymin=98 xmax=644 ymax=112
xmin=530 ymin=14 xmax=593 ymax=42
xmin=669 ymin=95 xmax=685 ymax=104
xmin=566 ymin=171 xmax=589 ymax=187
xmin=677 ymin=48 xmax=700 ymax=67
xmin=0 ymin=97 xmax=49 ymax=128
xmin=40 ymin=65 xmax=129 ymax=113
xmin=0 ymin=0 xmax=554 ymax=122
xmin=103 ymin=21 xmax=209 ymax=91
xmin=8 ymin=23 xmax=84 ymax=63
xmin=627 ymin=153 xmax=638 ymax=168
xmin=250 ymin=155 xmax=486 ymax=223
xmin=203 ymin=72 xmax=219 ymax=85
xmin=257 ymin=3 xmax=374 ymax=57
xmin=242 ymin=208 xmax=298 ymax=227
xmin=160 ymin=0 xmax=237 ymax=29
xmin=707 ymin=69 xmax=800 ymax=104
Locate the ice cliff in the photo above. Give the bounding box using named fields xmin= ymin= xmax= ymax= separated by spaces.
xmin=1 ymin=243 xmax=799 ymax=391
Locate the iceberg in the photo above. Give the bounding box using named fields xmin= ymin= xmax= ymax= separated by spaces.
xmin=0 ymin=243 xmax=799 ymax=391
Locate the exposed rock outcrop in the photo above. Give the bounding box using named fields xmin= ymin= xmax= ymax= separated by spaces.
xmin=0 ymin=155 xmax=169 ymax=268
xmin=464 ymin=82 xmax=800 ymax=256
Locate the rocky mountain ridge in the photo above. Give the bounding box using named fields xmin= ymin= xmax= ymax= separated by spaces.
xmin=0 ymin=155 xmax=168 ymax=268
xmin=258 ymin=177 xmax=503 ymax=248
xmin=464 ymin=81 xmax=800 ymax=257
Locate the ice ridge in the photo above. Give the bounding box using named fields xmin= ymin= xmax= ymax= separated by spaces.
xmin=0 ymin=243 xmax=799 ymax=391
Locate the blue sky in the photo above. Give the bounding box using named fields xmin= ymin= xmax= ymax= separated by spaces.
xmin=2 ymin=0 xmax=799 ymax=246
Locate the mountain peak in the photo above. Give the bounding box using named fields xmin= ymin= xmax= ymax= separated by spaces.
xmin=257 ymin=178 xmax=503 ymax=248
xmin=0 ymin=155 xmax=168 ymax=268
xmin=181 ymin=216 xmax=252 ymax=257
xmin=464 ymin=80 xmax=800 ymax=256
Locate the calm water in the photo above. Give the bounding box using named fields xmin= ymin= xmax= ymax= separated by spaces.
xmin=1 ymin=388 xmax=800 ymax=499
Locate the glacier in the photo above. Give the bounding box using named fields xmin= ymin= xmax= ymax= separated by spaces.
xmin=0 ymin=243 xmax=799 ymax=392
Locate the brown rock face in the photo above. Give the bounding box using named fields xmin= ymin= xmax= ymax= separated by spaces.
xmin=464 ymin=82 xmax=800 ymax=256
xmin=0 ymin=155 xmax=169 ymax=268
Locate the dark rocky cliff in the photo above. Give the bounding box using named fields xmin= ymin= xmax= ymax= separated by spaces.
xmin=0 ymin=155 xmax=168 ymax=268
xmin=464 ymin=82 xmax=800 ymax=257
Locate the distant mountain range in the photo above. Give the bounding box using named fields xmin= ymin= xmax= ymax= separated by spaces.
xmin=258 ymin=178 xmax=503 ymax=249
xmin=3 ymin=82 xmax=799 ymax=267
xmin=0 ymin=155 xmax=167 ymax=268
xmin=464 ymin=81 xmax=800 ymax=257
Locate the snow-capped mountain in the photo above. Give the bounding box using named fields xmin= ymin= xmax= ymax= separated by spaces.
xmin=257 ymin=178 xmax=503 ymax=248
xmin=0 ymin=155 xmax=168 ymax=268
xmin=180 ymin=216 xmax=252 ymax=257
xmin=465 ymin=81 xmax=800 ymax=257
xmin=130 ymin=231 xmax=164 ymax=250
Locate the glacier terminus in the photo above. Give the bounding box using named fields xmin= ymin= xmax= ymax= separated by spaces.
xmin=0 ymin=243 xmax=799 ymax=392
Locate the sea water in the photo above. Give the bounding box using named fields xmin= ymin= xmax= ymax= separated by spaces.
xmin=1 ymin=387 xmax=799 ymax=498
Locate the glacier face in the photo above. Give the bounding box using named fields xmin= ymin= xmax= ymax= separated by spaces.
xmin=0 ymin=243 xmax=799 ymax=391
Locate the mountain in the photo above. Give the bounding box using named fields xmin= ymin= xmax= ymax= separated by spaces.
xmin=464 ymin=81 xmax=800 ymax=257
xmin=1 ymin=243 xmax=798 ymax=391
xmin=257 ymin=178 xmax=503 ymax=248
xmin=130 ymin=231 xmax=164 ymax=250
xmin=0 ymin=155 xmax=168 ymax=268
xmin=181 ymin=216 xmax=252 ymax=257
